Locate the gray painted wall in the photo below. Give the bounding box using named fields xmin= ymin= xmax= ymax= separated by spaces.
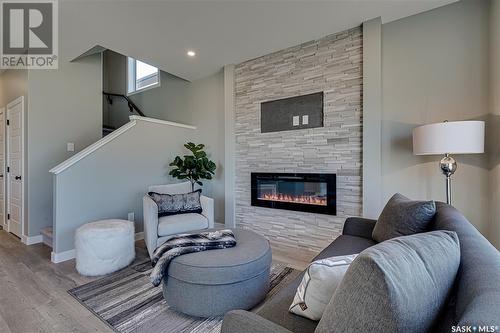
xmin=27 ymin=53 xmax=102 ymax=237
xmin=0 ymin=70 xmax=28 ymax=106
xmin=381 ymin=0 xmax=491 ymax=235
xmin=53 ymin=119 xmax=197 ymax=253
xmin=103 ymin=50 xmax=225 ymax=222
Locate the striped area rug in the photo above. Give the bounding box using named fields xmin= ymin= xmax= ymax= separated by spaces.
xmin=68 ymin=260 xmax=300 ymax=333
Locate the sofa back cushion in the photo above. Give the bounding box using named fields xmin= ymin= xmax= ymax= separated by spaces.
xmin=432 ymin=203 xmax=500 ymax=330
xmin=372 ymin=193 xmax=436 ymax=242
xmin=315 ymin=230 xmax=460 ymax=333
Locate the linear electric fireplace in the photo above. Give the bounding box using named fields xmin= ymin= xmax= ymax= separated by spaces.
xmin=251 ymin=173 xmax=336 ymax=215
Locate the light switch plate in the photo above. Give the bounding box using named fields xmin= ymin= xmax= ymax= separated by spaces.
xmin=67 ymin=142 xmax=75 ymax=152
xmin=302 ymin=115 xmax=309 ymax=125
xmin=292 ymin=116 xmax=300 ymax=126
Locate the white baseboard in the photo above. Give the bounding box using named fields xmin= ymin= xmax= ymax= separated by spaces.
xmin=134 ymin=231 xmax=144 ymax=241
xmin=51 ymin=249 xmax=76 ymax=263
xmin=51 ymin=231 xmax=145 ymax=264
xmin=21 ymin=234 xmax=43 ymax=245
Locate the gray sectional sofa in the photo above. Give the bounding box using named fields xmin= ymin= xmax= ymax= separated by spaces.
xmin=221 ymin=202 xmax=500 ymax=333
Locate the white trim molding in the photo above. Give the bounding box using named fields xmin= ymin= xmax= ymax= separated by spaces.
xmin=129 ymin=115 xmax=196 ymax=130
xmin=51 ymin=249 xmax=76 ymax=263
xmin=6 ymin=96 xmax=26 ymax=238
xmin=50 ymin=116 xmax=196 ymax=175
xmin=51 ymin=232 xmax=145 ymax=263
xmin=134 ymin=231 xmax=144 ymax=241
xmin=224 ymin=64 xmax=236 ymax=228
xmin=362 ymin=17 xmax=383 ymax=219
xmin=21 ymin=234 xmax=43 ymax=245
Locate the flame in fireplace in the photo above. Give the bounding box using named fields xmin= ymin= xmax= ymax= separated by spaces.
xmin=260 ymin=193 xmax=327 ymax=206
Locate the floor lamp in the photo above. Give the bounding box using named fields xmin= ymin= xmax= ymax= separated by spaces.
xmin=412 ymin=120 xmax=485 ymax=205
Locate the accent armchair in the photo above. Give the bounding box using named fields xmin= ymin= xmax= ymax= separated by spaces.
xmin=143 ymin=181 xmax=214 ymax=258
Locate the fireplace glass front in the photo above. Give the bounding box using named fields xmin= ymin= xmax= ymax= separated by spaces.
xmin=251 ymin=173 xmax=336 ymax=215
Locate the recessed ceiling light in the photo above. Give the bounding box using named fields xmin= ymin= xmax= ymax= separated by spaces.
xmin=187 ymin=50 xmax=196 ymax=57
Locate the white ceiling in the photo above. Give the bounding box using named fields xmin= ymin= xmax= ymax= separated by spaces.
xmin=62 ymin=0 xmax=457 ymax=81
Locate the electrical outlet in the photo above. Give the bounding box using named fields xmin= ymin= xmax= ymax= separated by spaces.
xmin=67 ymin=142 xmax=75 ymax=152
xmin=292 ymin=116 xmax=300 ymax=126
xmin=128 ymin=212 xmax=135 ymax=222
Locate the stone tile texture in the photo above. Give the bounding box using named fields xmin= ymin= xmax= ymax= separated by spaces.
xmin=234 ymin=26 xmax=363 ymax=257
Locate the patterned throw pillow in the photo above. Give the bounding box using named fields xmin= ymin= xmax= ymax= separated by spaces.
xmin=289 ymin=254 xmax=358 ymax=321
xmin=148 ymin=189 xmax=203 ymax=217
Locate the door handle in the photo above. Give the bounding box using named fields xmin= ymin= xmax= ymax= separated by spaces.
xmin=15 ymin=176 xmax=21 ymax=180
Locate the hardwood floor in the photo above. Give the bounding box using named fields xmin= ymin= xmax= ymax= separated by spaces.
xmin=0 ymin=229 xmax=150 ymax=333
xmin=0 ymin=228 xmax=309 ymax=333
xmin=272 ymin=246 xmax=311 ymax=271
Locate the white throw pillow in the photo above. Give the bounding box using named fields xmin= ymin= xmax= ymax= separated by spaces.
xmin=289 ymin=254 xmax=357 ymax=321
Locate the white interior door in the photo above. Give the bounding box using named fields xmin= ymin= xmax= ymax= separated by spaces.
xmin=6 ymin=97 xmax=24 ymax=238
xmin=0 ymin=108 xmax=5 ymax=229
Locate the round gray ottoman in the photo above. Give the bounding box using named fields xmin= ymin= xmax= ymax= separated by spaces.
xmin=163 ymin=229 xmax=272 ymax=317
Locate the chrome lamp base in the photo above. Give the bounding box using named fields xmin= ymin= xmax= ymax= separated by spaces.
xmin=439 ymin=154 xmax=457 ymax=205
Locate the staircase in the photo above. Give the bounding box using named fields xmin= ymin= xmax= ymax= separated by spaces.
xmin=102 ymin=92 xmax=147 ymax=137
xmin=41 ymin=226 xmax=53 ymax=248
xmin=102 ymin=125 xmax=116 ymax=137
xmin=49 ymin=116 xmax=197 ymax=263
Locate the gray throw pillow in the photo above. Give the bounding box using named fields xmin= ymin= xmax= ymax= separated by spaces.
xmin=372 ymin=193 xmax=436 ymax=242
xmin=315 ymin=230 xmax=460 ymax=333
xmin=148 ymin=189 xmax=202 ymax=217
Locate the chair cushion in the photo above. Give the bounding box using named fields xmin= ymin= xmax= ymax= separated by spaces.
xmin=372 ymin=193 xmax=436 ymax=242
xmin=316 ymin=230 xmax=460 ymax=333
xmin=157 ymin=213 xmax=208 ymax=237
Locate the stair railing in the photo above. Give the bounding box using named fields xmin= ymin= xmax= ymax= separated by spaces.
xmin=103 ymin=92 xmax=146 ymax=117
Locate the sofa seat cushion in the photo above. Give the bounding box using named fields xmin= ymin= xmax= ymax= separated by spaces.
xmin=167 ymin=229 xmax=272 ymax=285
xmin=258 ymin=273 xmax=317 ymax=333
xmin=157 ymin=213 xmax=208 ymax=237
xmin=316 ymin=230 xmax=460 ymax=333
xmin=313 ymin=235 xmax=376 ymax=261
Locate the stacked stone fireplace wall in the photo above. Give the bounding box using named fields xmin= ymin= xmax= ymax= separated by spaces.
xmin=234 ymin=26 xmax=363 ymax=258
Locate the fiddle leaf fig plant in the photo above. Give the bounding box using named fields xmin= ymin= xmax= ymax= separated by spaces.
xmin=169 ymin=142 xmax=217 ymax=191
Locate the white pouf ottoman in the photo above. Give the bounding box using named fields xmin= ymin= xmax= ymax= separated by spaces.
xmin=75 ymin=219 xmax=135 ymax=276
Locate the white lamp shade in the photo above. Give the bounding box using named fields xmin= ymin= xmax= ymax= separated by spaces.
xmin=413 ymin=121 xmax=485 ymax=155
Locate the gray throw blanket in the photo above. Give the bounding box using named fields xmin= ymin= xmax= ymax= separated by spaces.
xmin=150 ymin=229 xmax=236 ymax=286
